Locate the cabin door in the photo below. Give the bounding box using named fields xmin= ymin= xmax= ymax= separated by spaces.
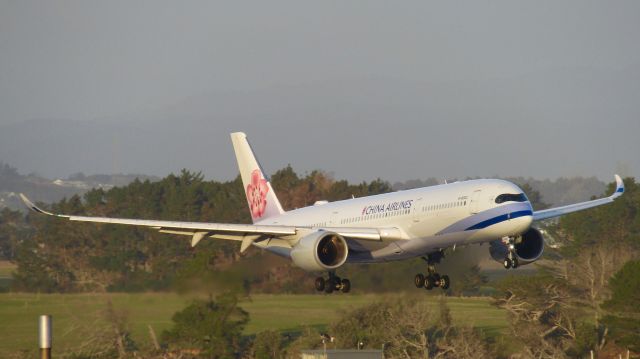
xmin=412 ymin=197 xmax=423 ymax=222
xmin=469 ymin=190 xmax=482 ymax=214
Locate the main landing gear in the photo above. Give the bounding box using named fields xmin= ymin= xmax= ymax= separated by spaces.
xmin=502 ymin=236 xmax=519 ymax=269
xmin=315 ymin=272 xmax=351 ymax=294
xmin=414 ymin=251 xmax=450 ymax=291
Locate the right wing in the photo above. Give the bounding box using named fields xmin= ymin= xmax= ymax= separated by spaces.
xmin=20 ymin=194 xmax=397 ymax=251
xmin=20 ymin=193 xmax=296 ymax=249
xmin=532 ymin=174 xmax=624 ymax=221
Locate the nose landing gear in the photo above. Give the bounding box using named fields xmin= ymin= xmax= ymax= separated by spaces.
xmin=315 ymin=272 xmax=351 ymax=294
xmin=502 ymin=237 xmax=520 ymax=269
xmin=503 ymin=256 xmax=519 ymax=269
xmin=414 ymin=251 xmax=450 ymax=291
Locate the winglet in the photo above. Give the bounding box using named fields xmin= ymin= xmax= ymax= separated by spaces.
xmin=19 ymin=193 xmax=57 ymax=216
xmin=612 ymin=174 xmax=624 ymax=198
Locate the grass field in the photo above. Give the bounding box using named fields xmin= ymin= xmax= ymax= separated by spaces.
xmin=0 ymin=292 xmax=507 ymax=356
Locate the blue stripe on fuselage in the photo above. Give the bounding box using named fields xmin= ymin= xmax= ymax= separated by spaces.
xmin=436 ymin=202 xmax=532 ymax=235
xmin=464 ymin=209 xmax=533 ymax=231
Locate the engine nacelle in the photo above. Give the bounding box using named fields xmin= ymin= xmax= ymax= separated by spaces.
xmin=490 ymin=227 xmax=545 ymax=266
xmin=290 ymin=231 xmax=349 ymax=272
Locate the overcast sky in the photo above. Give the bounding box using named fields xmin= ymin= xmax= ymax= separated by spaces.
xmin=1 ymin=1 xmax=639 ymax=183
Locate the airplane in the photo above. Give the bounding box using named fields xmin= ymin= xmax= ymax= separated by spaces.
xmin=20 ymin=132 xmax=625 ymax=294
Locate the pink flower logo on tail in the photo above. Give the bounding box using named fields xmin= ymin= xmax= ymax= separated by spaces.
xmin=246 ymin=169 xmax=269 ymax=219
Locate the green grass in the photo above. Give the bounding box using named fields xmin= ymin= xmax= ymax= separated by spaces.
xmin=0 ymin=292 xmax=507 ymax=356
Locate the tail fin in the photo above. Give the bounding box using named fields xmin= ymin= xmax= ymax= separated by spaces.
xmin=230 ymin=132 xmax=284 ymax=223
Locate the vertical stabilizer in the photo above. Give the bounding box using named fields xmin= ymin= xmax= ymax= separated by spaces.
xmin=230 ymin=132 xmax=284 ymax=223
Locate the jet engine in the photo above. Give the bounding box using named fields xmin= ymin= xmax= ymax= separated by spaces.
xmin=290 ymin=231 xmax=349 ymax=272
xmin=490 ymin=227 xmax=545 ymax=266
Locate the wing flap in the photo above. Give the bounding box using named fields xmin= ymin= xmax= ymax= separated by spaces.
xmin=64 ymin=214 xmax=297 ymax=235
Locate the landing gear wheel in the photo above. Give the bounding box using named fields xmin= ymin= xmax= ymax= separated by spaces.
xmin=432 ymin=273 xmax=441 ymax=285
xmin=318 ymin=273 xmax=352 ymax=294
xmin=503 ymin=258 xmax=512 ymax=269
xmin=424 ymin=275 xmax=435 ymax=290
xmin=324 ymin=282 xmax=334 ymax=293
xmin=331 ymin=276 xmax=342 ymax=291
xmin=440 ymin=275 xmax=450 ymax=290
xmin=511 ymin=257 xmax=519 ymax=269
xmin=417 ymin=252 xmax=449 ymax=292
xmin=340 ymin=279 xmax=351 ymax=293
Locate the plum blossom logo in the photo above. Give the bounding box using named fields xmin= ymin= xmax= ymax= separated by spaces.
xmin=246 ymin=169 xmax=269 ymax=218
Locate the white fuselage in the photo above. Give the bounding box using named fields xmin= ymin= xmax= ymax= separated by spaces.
xmin=256 ymin=179 xmax=534 ymax=263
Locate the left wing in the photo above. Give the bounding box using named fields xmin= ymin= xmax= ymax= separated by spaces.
xmin=532 ymin=174 xmax=624 ymax=221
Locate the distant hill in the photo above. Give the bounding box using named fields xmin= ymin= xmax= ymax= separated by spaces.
xmin=0 ymin=162 xmax=157 ymax=211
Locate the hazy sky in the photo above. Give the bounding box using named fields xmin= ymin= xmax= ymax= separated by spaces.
xmin=1 ymin=1 xmax=639 ymax=182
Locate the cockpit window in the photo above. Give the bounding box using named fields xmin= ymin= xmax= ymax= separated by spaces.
xmin=495 ymin=193 xmax=528 ymax=204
